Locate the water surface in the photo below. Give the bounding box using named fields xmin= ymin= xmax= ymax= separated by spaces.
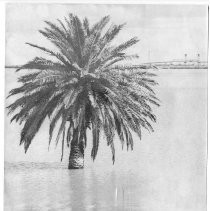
xmin=5 ymin=69 xmax=207 ymax=211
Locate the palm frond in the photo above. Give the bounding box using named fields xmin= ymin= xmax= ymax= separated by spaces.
xmin=83 ymin=18 xmax=90 ymax=36
xmin=49 ymin=104 xmax=65 ymax=147
xmin=61 ymin=127 xmax=65 ymax=161
xmin=110 ymin=142 xmax=115 ymax=164
xmin=113 ymin=37 xmax=139 ymax=53
xmin=25 ymin=43 xmax=70 ymax=67
xmin=90 ymin=16 xmax=110 ymax=34
xmin=91 ymin=114 xmax=101 ymax=161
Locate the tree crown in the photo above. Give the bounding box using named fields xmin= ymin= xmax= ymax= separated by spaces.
xmin=7 ymin=14 xmax=160 ymax=163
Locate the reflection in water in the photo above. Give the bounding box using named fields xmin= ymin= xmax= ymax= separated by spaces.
xmin=5 ymin=162 xmax=145 ymax=211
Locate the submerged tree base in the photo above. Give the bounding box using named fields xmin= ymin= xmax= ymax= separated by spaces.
xmin=68 ymin=166 xmax=84 ymax=169
xmin=68 ymin=143 xmax=84 ymax=169
xmin=68 ymin=157 xmax=84 ymax=169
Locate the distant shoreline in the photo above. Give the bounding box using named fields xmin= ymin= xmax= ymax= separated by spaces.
xmin=159 ymin=67 xmax=208 ymax=69
xmin=5 ymin=65 xmax=208 ymax=70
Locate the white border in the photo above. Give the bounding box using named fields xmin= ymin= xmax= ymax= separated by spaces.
xmin=2 ymin=0 xmax=210 ymax=4
xmin=207 ymin=3 xmax=209 ymax=211
xmin=0 ymin=2 xmax=5 ymax=211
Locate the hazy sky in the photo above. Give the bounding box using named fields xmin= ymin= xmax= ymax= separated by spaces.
xmin=6 ymin=4 xmax=208 ymax=65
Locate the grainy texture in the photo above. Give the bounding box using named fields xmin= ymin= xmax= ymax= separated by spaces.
xmin=5 ymin=4 xmax=208 ymax=211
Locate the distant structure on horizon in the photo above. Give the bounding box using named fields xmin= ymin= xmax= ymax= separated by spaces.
xmin=142 ymin=54 xmax=208 ymax=69
xmin=5 ymin=54 xmax=208 ymax=70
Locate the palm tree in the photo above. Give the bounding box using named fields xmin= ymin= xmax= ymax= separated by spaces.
xmin=7 ymin=14 xmax=160 ymax=169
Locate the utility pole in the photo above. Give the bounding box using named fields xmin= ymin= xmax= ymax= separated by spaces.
xmin=197 ymin=53 xmax=200 ymax=68
xmin=184 ymin=54 xmax=187 ymax=64
xmin=148 ymin=50 xmax=151 ymax=67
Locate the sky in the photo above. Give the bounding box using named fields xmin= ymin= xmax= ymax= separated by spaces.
xmin=6 ymin=4 xmax=208 ymax=65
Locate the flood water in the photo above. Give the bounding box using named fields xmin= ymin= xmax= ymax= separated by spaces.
xmin=5 ymin=69 xmax=207 ymax=211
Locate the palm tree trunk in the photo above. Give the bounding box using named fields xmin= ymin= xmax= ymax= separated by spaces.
xmin=68 ymin=140 xmax=84 ymax=169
